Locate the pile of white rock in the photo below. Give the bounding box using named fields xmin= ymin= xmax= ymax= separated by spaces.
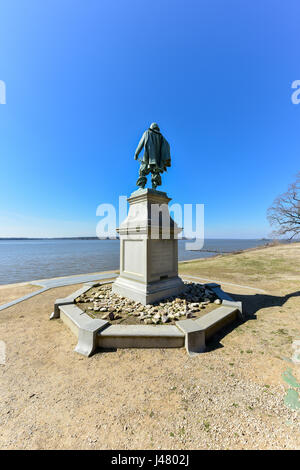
xmin=76 ymin=281 xmax=221 ymax=325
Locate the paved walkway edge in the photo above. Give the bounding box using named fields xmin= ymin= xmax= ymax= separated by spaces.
xmin=0 ymin=273 xmax=118 ymax=312
xmin=0 ymin=288 xmax=48 ymax=312
xmin=182 ymin=275 xmax=267 ymax=293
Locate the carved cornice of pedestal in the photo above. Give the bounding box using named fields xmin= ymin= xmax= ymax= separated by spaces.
xmin=117 ymin=224 xmax=182 ymax=238
xmin=128 ymin=188 xmax=171 ymax=205
xmin=118 ymin=188 xmax=181 ymax=237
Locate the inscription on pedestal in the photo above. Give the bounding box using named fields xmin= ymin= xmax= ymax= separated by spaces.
xmin=123 ymin=240 xmax=144 ymax=276
xmin=150 ymin=240 xmax=174 ymax=275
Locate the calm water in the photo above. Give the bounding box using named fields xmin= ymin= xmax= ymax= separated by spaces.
xmin=0 ymin=239 xmax=269 ymax=285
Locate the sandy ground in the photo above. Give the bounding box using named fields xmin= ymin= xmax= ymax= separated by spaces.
xmin=0 ymin=283 xmax=41 ymax=307
xmin=0 ymin=268 xmax=299 ymax=449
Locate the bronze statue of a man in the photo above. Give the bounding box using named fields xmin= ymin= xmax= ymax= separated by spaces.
xmin=134 ymin=123 xmax=171 ymax=189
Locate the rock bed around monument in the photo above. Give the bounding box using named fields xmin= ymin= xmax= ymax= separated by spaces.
xmin=75 ymin=281 xmax=221 ymax=325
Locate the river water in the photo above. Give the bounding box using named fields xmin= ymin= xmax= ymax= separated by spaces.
xmin=0 ymin=238 xmax=270 ymax=285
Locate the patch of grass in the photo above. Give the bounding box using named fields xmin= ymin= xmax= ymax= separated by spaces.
xmin=203 ymin=420 xmax=210 ymax=431
xmin=273 ymin=329 xmax=289 ymax=335
xmin=178 ymin=243 xmax=300 ymax=289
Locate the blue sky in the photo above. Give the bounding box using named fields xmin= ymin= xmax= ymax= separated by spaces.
xmin=0 ymin=0 xmax=299 ymax=238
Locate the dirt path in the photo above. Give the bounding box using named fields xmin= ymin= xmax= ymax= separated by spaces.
xmin=0 ymin=284 xmax=41 ymax=307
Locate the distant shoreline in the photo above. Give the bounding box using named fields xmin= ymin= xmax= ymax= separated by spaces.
xmin=0 ymin=237 xmax=271 ymax=241
xmin=0 ymin=237 xmax=118 ymax=240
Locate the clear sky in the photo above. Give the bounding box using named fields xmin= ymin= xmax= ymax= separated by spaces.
xmin=0 ymin=0 xmax=299 ymax=238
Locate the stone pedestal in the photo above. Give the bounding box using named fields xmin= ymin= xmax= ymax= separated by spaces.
xmin=112 ymin=188 xmax=184 ymax=305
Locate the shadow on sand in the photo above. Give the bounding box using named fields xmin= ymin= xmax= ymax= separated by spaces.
xmin=229 ymin=290 xmax=300 ymax=318
xmin=206 ymin=289 xmax=300 ymax=352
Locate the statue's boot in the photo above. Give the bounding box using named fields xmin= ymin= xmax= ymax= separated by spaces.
xmin=136 ymin=162 xmax=150 ymax=188
xmin=136 ymin=175 xmax=147 ymax=188
xmin=151 ymin=171 xmax=162 ymax=189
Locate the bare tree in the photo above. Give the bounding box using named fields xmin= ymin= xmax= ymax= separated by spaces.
xmin=267 ymin=172 xmax=300 ymax=240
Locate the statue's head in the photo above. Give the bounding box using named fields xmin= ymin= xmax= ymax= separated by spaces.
xmin=150 ymin=122 xmax=160 ymax=132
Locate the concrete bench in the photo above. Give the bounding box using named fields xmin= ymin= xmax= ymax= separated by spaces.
xmin=59 ymin=304 xmax=109 ymax=357
xmin=195 ymin=305 xmax=240 ymax=341
xmin=98 ymin=325 xmax=185 ymax=350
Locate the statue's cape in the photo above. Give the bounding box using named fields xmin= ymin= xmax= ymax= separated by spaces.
xmin=160 ymin=136 xmax=171 ymax=170
xmin=143 ymin=129 xmax=171 ymax=171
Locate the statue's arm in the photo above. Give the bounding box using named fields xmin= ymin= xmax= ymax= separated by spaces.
xmin=134 ymin=132 xmax=146 ymax=160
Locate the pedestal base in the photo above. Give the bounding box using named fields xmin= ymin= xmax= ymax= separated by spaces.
xmin=112 ymin=275 xmax=184 ymax=305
